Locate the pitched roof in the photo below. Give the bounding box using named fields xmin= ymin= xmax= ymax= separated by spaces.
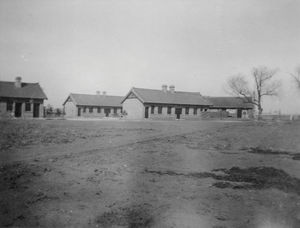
xmin=64 ymin=93 xmax=123 ymax=107
xmin=0 ymin=81 xmax=47 ymax=99
xmin=207 ymin=97 xmax=254 ymax=109
xmin=123 ymin=87 xmax=212 ymax=106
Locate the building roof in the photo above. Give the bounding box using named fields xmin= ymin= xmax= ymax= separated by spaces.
xmin=207 ymin=97 xmax=254 ymax=109
xmin=0 ymin=81 xmax=47 ymax=99
xmin=64 ymin=93 xmax=123 ymax=107
xmin=122 ymin=87 xmax=212 ymax=106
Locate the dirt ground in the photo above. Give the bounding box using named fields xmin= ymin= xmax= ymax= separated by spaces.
xmin=1 ymin=119 xmax=300 ymax=228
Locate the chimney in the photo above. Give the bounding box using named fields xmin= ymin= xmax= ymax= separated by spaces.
xmin=102 ymin=91 xmax=106 ymax=96
xmin=162 ymin=84 xmax=168 ymax=93
xmin=96 ymin=91 xmax=101 ymax=95
xmin=15 ymin=76 xmax=22 ymax=88
xmin=169 ymin=85 xmax=175 ymax=93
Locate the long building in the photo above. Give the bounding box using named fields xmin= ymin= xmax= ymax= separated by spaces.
xmin=63 ymin=92 xmax=123 ymax=118
xmin=122 ymin=85 xmax=212 ymax=120
xmin=207 ymin=96 xmax=254 ymax=119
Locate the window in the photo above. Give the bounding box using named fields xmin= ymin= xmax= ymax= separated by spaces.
xmin=185 ymin=107 xmax=189 ymax=115
xmin=158 ymin=106 xmax=162 ymax=114
xmin=193 ymin=108 xmax=197 ymax=115
xmin=151 ymin=106 xmax=154 ymax=114
xmin=114 ymin=108 xmax=118 ymax=114
xmin=83 ymin=107 xmax=86 ymax=113
xmin=167 ymin=107 xmax=172 ymax=114
xmin=89 ymin=107 xmax=93 ymax=113
xmin=7 ymin=101 xmax=13 ymax=111
xmin=97 ymin=107 xmax=101 ymax=113
xmin=25 ymin=103 xmax=31 ymax=111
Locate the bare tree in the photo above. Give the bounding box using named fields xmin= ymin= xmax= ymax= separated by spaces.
xmin=291 ymin=66 xmax=300 ymax=90
xmin=226 ymin=66 xmax=281 ymax=118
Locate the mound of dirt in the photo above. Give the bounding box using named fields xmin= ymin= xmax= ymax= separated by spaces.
xmin=212 ymin=166 xmax=300 ymax=194
xmin=96 ymin=205 xmax=154 ymax=228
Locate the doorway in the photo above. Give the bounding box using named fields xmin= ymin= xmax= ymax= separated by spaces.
xmin=104 ymin=108 xmax=110 ymax=117
xmin=145 ymin=107 xmax=149 ymax=118
xmin=15 ymin=103 xmax=22 ymax=117
xmin=78 ymin=107 xmax=81 ymax=117
xmin=237 ymin=109 xmax=242 ymax=118
xmin=33 ymin=103 xmax=40 ymax=118
xmin=175 ymin=108 xmax=182 ymax=119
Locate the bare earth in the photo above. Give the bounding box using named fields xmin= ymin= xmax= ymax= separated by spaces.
xmin=1 ymin=119 xmax=300 ymax=228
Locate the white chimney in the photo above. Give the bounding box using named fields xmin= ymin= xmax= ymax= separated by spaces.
xmin=169 ymin=85 xmax=175 ymax=93
xmin=15 ymin=76 xmax=22 ymax=88
xmin=162 ymin=84 xmax=168 ymax=93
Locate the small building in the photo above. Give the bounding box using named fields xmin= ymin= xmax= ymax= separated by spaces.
xmin=122 ymin=85 xmax=212 ymax=120
xmin=0 ymin=77 xmax=47 ymax=118
xmin=63 ymin=92 xmax=123 ymax=118
xmin=207 ymin=96 xmax=254 ymax=119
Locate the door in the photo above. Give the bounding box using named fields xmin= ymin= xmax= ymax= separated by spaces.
xmin=145 ymin=107 xmax=149 ymax=119
xmin=15 ymin=103 xmax=22 ymax=117
xmin=237 ymin=109 xmax=242 ymax=118
xmin=33 ymin=103 xmax=40 ymax=118
xmin=78 ymin=107 xmax=81 ymax=117
xmin=104 ymin=108 xmax=110 ymax=117
xmin=175 ymin=108 xmax=182 ymax=119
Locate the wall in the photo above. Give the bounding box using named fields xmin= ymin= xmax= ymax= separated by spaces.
xmin=204 ymin=109 xmax=254 ymax=119
xmin=64 ymin=101 xmax=77 ymax=118
xmin=148 ymin=106 xmax=204 ymax=120
xmin=79 ymin=106 xmax=122 ymax=118
xmin=123 ymin=98 xmax=145 ymax=119
xmin=0 ymin=102 xmax=6 ymax=114
xmin=0 ymin=99 xmax=44 ymax=119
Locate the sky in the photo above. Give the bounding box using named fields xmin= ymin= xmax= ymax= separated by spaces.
xmin=0 ymin=0 xmax=300 ymax=113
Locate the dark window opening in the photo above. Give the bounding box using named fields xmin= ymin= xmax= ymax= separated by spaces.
xmin=114 ymin=108 xmax=117 ymax=114
xmin=151 ymin=106 xmax=154 ymax=114
xmin=7 ymin=101 xmax=13 ymax=111
xmin=193 ymin=108 xmax=197 ymax=115
xmin=89 ymin=107 xmax=93 ymax=113
xmin=83 ymin=107 xmax=86 ymax=113
xmin=97 ymin=107 xmax=101 ymax=113
xmin=185 ymin=107 xmax=189 ymax=115
xmin=167 ymin=107 xmax=172 ymax=114
xmin=158 ymin=106 xmax=162 ymax=114
xmin=25 ymin=103 xmax=31 ymax=111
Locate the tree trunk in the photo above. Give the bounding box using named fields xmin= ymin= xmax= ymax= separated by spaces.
xmin=257 ymin=104 xmax=263 ymax=120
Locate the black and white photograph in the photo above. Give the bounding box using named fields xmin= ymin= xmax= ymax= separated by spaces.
xmin=1 ymin=0 xmax=300 ymax=227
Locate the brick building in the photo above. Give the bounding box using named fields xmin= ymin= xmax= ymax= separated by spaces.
xmin=63 ymin=92 xmax=123 ymax=118
xmin=122 ymin=85 xmax=212 ymax=120
xmin=0 ymin=77 xmax=47 ymax=118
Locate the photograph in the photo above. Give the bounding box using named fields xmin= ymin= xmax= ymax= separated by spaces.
xmin=1 ymin=0 xmax=300 ymax=227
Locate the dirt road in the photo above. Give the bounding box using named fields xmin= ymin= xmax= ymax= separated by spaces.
xmin=1 ymin=119 xmax=300 ymax=227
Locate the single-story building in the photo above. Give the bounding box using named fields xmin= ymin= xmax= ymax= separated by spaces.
xmin=0 ymin=77 xmax=47 ymax=118
xmin=121 ymin=85 xmax=212 ymax=120
xmin=206 ymin=96 xmax=254 ymax=119
xmin=63 ymin=92 xmax=123 ymax=118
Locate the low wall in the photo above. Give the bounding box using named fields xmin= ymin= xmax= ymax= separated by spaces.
xmin=259 ymin=114 xmax=300 ymax=121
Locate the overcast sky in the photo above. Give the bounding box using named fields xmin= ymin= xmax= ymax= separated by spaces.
xmin=0 ymin=0 xmax=300 ymax=113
